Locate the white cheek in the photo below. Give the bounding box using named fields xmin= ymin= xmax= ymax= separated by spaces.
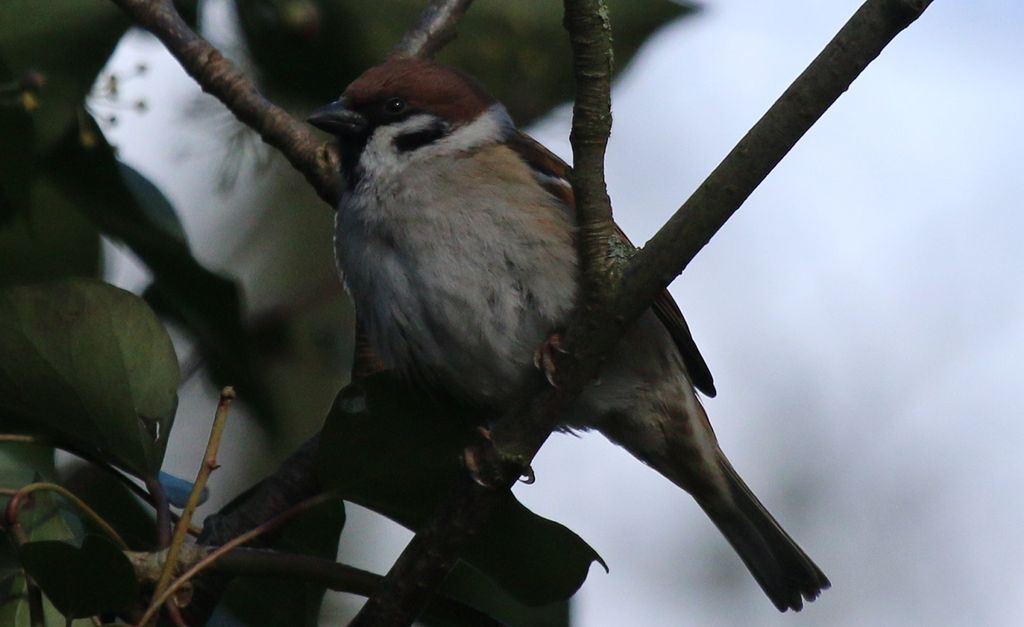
xmin=358 ymin=127 xmax=405 ymax=182
xmin=357 ymin=104 xmax=515 ymax=184
xmin=357 ymin=114 xmax=437 ymax=180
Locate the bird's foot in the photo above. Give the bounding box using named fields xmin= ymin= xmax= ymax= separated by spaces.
xmin=533 ymin=333 xmax=567 ymax=388
xmin=462 ymin=426 xmax=535 ymax=487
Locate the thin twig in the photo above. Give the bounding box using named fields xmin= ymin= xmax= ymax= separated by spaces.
xmin=492 ymin=0 xmax=938 ymax=463
xmin=346 ymin=1 xmax=936 ymax=625
xmin=182 ymin=435 xmax=322 ymax=624
xmin=144 ymin=476 xmax=172 ymax=549
xmin=133 ymin=493 xmax=336 ymax=627
xmin=393 ymin=0 xmax=476 ymax=59
xmin=612 ymin=0 xmax=937 ymax=344
xmin=212 ymin=548 xmax=506 ymax=627
xmin=108 ymin=0 xmax=339 ymax=205
xmin=107 ymin=0 xmax=935 ymax=625
xmin=0 ymin=432 xmax=161 ymax=510
xmin=151 ymin=387 xmax=235 ymax=614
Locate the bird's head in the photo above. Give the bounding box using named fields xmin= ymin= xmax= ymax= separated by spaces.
xmin=307 ymin=58 xmax=513 ymax=184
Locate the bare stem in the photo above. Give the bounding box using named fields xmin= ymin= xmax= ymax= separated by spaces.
xmin=4 ymin=482 xmax=128 ymax=549
xmin=134 ymin=493 xmax=336 ymax=627
xmin=213 ymin=548 xmax=505 ymax=626
xmin=393 ymin=0 xmax=476 ymax=59
xmin=614 ymin=0 xmax=936 ymax=331
xmin=108 ymin=0 xmax=935 ymax=625
xmin=346 ymin=1 xmax=936 ymax=625
xmin=144 ymin=476 xmax=172 ymax=549
xmin=108 ymin=0 xmax=340 ymax=205
xmin=151 ymin=387 xmax=235 ymax=613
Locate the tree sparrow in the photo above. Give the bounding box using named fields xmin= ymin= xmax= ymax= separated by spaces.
xmin=308 ymin=57 xmax=829 ymax=611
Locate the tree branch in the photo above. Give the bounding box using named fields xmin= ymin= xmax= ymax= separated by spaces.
xmin=348 ymin=1 xmax=935 ymax=625
xmin=212 ymin=549 xmax=506 ymax=627
xmin=106 ymin=1 xmax=482 ymax=623
xmin=346 ymin=2 xmax=619 ymax=625
xmin=110 ymin=0 xmax=339 ymax=205
xmin=392 ymin=0 xmax=476 ymax=59
xmin=182 ymin=434 xmax=321 ymax=625
xmin=109 ymin=0 xmax=479 ymax=209
xmin=109 ymin=0 xmax=935 ymax=625
xmin=565 ymin=0 xmax=617 ymax=295
xmin=613 ymin=0 xmax=936 ymax=335
xmin=495 ymin=0 xmax=936 ymax=465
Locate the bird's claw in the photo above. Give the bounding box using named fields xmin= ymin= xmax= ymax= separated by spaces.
xmin=462 ymin=426 xmax=536 ymax=487
xmin=533 ymin=333 xmax=567 ymax=388
xmin=464 ymin=426 xmax=495 ymax=489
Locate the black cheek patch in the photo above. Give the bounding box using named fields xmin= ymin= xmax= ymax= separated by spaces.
xmin=393 ymin=121 xmax=448 ymax=153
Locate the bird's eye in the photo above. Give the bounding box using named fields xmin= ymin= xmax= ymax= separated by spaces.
xmin=384 ymin=97 xmax=406 ymax=114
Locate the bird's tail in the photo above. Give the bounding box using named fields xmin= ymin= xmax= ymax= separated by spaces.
xmin=597 ymin=400 xmax=829 ymax=611
xmin=696 ymin=454 xmax=830 ymax=611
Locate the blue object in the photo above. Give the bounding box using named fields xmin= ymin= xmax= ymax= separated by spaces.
xmin=158 ymin=471 xmax=210 ymax=509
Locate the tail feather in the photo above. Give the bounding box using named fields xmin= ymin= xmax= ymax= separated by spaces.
xmin=700 ymin=457 xmax=830 ymax=611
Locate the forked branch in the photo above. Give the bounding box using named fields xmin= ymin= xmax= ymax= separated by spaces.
xmin=107 ymin=0 xmax=935 ymax=626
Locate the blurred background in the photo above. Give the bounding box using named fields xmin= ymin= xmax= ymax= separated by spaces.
xmin=9 ymin=0 xmax=1021 ymax=624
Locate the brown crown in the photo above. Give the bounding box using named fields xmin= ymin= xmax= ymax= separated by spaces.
xmin=343 ymin=57 xmax=497 ymax=125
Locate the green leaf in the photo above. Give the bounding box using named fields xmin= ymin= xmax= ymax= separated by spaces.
xmin=317 ymin=376 xmax=605 ymax=606
xmin=117 ymin=163 xmax=189 ymax=244
xmin=0 ymin=58 xmax=34 ymax=222
xmin=0 ymin=442 xmax=59 ymax=581
xmin=0 ymin=472 xmax=83 ymax=627
xmin=0 ymin=0 xmax=128 ymax=153
xmin=0 ymin=279 xmax=179 ymax=477
xmin=0 ymin=176 xmax=102 ymax=288
xmin=217 ymin=497 xmax=346 ymax=626
xmin=0 ymin=442 xmax=55 ymax=493
xmin=42 ymin=118 xmax=269 ymax=421
xmin=18 ymin=535 xmax=139 ymax=619
xmin=63 ymin=463 xmax=157 ymax=549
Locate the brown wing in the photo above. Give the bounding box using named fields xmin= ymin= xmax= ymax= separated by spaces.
xmin=507 ymin=132 xmax=717 ymax=397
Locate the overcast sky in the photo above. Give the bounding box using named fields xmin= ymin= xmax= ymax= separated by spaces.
xmin=106 ymin=1 xmax=1024 ymax=625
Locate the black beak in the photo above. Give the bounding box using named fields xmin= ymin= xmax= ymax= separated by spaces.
xmin=307 ymin=100 xmax=367 ymax=136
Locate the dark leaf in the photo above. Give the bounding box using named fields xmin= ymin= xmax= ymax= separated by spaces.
xmin=0 ymin=441 xmax=61 ymax=572
xmin=0 ymin=442 xmax=55 ymax=495
xmin=0 ymin=468 xmax=85 ymax=627
xmin=117 ymin=163 xmax=189 ymax=244
xmin=431 ymin=564 xmax=569 ymax=627
xmin=215 ymin=497 xmax=346 ymax=626
xmin=0 ymin=279 xmax=179 ymax=477
xmin=63 ymin=462 xmax=157 ymax=549
xmin=42 ymin=118 xmax=269 ymax=419
xmin=0 ymin=0 xmax=128 ymax=153
xmin=18 ymin=535 xmax=139 ymax=618
xmin=0 ymin=177 xmax=102 ymax=288
xmin=0 ymin=58 xmax=34 ymax=223
xmin=316 ymin=376 xmax=604 ymax=606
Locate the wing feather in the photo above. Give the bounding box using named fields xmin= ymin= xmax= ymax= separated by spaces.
xmin=507 ymin=131 xmax=717 ymax=397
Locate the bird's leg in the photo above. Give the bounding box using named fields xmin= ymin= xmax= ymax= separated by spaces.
xmin=462 ymin=426 xmax=535 ymax=487
xmin=533 ymin=333 xmax=567 ymax=388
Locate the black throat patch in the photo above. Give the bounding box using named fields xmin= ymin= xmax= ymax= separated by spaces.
xmin=338 ymin=134 xmax=368 ymax=189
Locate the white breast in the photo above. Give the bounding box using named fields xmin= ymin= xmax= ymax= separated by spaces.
xmin=334 ymin=107 xmax=578 ymax=404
